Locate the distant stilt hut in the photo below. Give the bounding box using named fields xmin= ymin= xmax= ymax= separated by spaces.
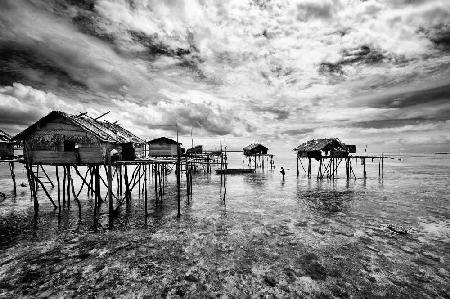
xmin=243 ymin=143 xmax=273 ymax=169
xmin=12 ymin=111 xmax=145 ymax=164
xmin=293 ymin=138 xmax=349 ymax=160
xmin=293 ymin=138 xmax=355 ymax=179
xmin=186 ymin=145 xmax=203 ymax=156
xmin=243 ymin=143 xmax=268 ymax=156
xmin=0 ymin=129 xmax=14 ymax=160
xmin=147 ymin=137 xmax=182 ymax=157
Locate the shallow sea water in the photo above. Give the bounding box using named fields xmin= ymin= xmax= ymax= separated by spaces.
xmin=0 ymin=153 xmax=449 ymax=297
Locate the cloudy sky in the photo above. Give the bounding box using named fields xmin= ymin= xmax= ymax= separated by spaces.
xmin=0 ymin=0 xmax=449 ymax=153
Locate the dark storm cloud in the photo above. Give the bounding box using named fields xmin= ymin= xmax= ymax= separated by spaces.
xmin=282 ymin=129 xmax=314 ymax=136
xmin=252 ymin=106 xmax=291 ymax=121
xmin=352 ymin=118 xmax=447 ymax=130
xmin=319 ymin=45 xmax=387 ymax=75
xmin=420 ymin=24 xmax=450 ymax=50
xmin=0 ymin=43 xmax=88 ymax=90
xmin=0 ymin=109 xmax=37 ymax=126
xmin=367 ymin=83 xmax=450 ymax=109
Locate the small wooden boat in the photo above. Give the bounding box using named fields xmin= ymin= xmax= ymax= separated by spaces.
xmin=215 ymin=168 xmax=255 ymax=174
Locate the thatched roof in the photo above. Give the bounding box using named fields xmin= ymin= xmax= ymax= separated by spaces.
xmin=0 ymin=129 xmax=12 ymax=143
xmin=293 ymin=138 xmax=347 ymax=152
xmin=186 ymin=145 xmax=202 ymax=155
xmin=13 ymin=111 xmax=145 ymax=144
xmin=243 ymin=143 xmax=268 ymax=151
xmin=147 ymin=137 xmax=180 ymax=145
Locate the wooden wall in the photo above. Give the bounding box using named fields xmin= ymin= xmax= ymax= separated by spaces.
xmin=22 ymin=117 xmax=142 ymax=164
xmin=23 ymin=117 xmax=106 ymax=164
xmin=148 ymin=144 xmax=178 ymax=156
xmin=0 ymin=143 xmax=14 ymax=159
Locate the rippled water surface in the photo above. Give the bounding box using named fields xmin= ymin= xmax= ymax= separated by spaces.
xmin=0 ymin=153 xmax=449 ymax=297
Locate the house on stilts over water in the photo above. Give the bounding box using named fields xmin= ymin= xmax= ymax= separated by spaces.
xmin=0 ymin=129 xmax=14 ymax=160
xmin=12 ymin=111 xmax=145 ymax=165
xmin=243 ymin=143 xmax=274 ymax=169
xmin=294 ymin=138 xmax=353 ymax=160
xmin=147 ymin=137 xmax=183 ymax=157
xmin=293 ymin=138 xmax=357 ymax=179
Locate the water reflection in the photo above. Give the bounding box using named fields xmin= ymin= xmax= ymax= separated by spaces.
xmin=0 ymin=154 xmax=449 ymax=298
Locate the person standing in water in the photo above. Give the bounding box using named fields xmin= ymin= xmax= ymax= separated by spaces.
xmin=280 ymin=167 xmax=285 ymax=180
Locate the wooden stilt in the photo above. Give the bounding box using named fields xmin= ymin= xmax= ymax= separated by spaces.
xmin=29 ymin=167 xmax=57 ymax=209
xmin=363 ymin=157 xmax=366 ymax=179
xmin=144 ymin=163 xmax=148 ymax=217
xmin=308 ymin=158 xmax=311 ymax=178
xmin=66 ymin=166 xmax=71 ymax=208
xmin=94 ymin=165 xmax=100 ymax=224
xmin=56 ymin=166 xmax=61 ymax=212
xmin=40 ymin=165 xmax=54 ymax=188
xmin=119 ymin=165 xmax=123 ymax=199
xmin=68 ymin=169 xmax=82 ymax=220
xmin=153 ymin=163 xmax=158 ymax=201
xmin=177 ymin=144 xmax=181 ymax=217
xmin=62 ymin=166 xmax=66 ymax=208
xmin=107 ymin=155 xmax=113 ymax=228
xmin=124 ymin=165 xmax=130 ymax=206
xmin=25 ymin=164 xmax=39 ymax=213
xmin=378 ymin=157 xmax=381 ymax=178
xmin=9 ymin=162 xmax=16 ymax=196
xmin=89 ymin=167 xmax=94 ymax=197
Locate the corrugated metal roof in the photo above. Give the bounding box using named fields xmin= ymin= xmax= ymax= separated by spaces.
xmin=13 ymin=111 xmax=144 ymax=144
xmin=293 ymin=138 xmax=347 ymax=152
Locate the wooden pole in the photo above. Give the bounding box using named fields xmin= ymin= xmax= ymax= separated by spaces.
xmin=119 ymin=165 xmax=123 ymax=199
xmin=56 ymin=166 xmax=61 ymax=212
xmin=36 ymin=165 xmax=39 ymax=190
xmin=154 ymin=163 xmax=158 ymax=201
xmin=66 ymin=166 xmax=71 ymax=208
xmin=107 ymin=151 xmax=113 ymax=228
xmin=94 ymin=165 xmax=100 ymax=224
xmin=177 ymin=130 xmax=181 ymax=217
xmin=346 ymin=158 xmax=349 ymax=180
xmin=40 ymin=165 xmax=54 ymax=188
xmin=296 ymin=156 xmax=299 ymax=176
xmin=378 ymin=157 xmax=381 ymax=178
xmin=124 ymin=165 xmax=130 ymax=206
xmin=62 ymin=166 xmax=66 ymax=207
xmin=89 ymin=167 xmax=93 ymax=197
xmin=381 ymin=152 xmax=384 ymax=179
xmin=363 ymin=157 xmax=366 ymax=179
xmin=69 ymin=168 xmax=82 ymax=220
xmin=29 ymin=168 xmax=57 ymax=209
xmin=144 ymin=163 xmax=148 ymax=217
xmin=26 ymin=164 xmax=39 ymax=213
xmin=138 ymin=165 xmax=141 ymax=198
xmin=9 ymin=162 xmax=16 ymax=196
xmin=308 ymin=157 xmax=311 ymax=178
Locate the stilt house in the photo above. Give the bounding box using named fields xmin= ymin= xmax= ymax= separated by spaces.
xmin=186 ymin=145 xmax=203 ymax=156
xmin=0 ymin=129 xmax=14 ymax=160
xmin=12 ymin=111 xmax=145 ymax=165
xmin=294 ymin=138 xmax=351 ymax=160
xmin=147 ymin=137 xmax=181 ymax=157
xmin=243 ymin=143 xmax=268 ymax=156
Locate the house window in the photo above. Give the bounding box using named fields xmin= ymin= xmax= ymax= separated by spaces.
xmin=64 ymin=140 xmax=76 ymax=152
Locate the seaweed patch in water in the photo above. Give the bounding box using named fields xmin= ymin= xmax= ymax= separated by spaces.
xmin=298 ymin=190 xmax=358 ymax=215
